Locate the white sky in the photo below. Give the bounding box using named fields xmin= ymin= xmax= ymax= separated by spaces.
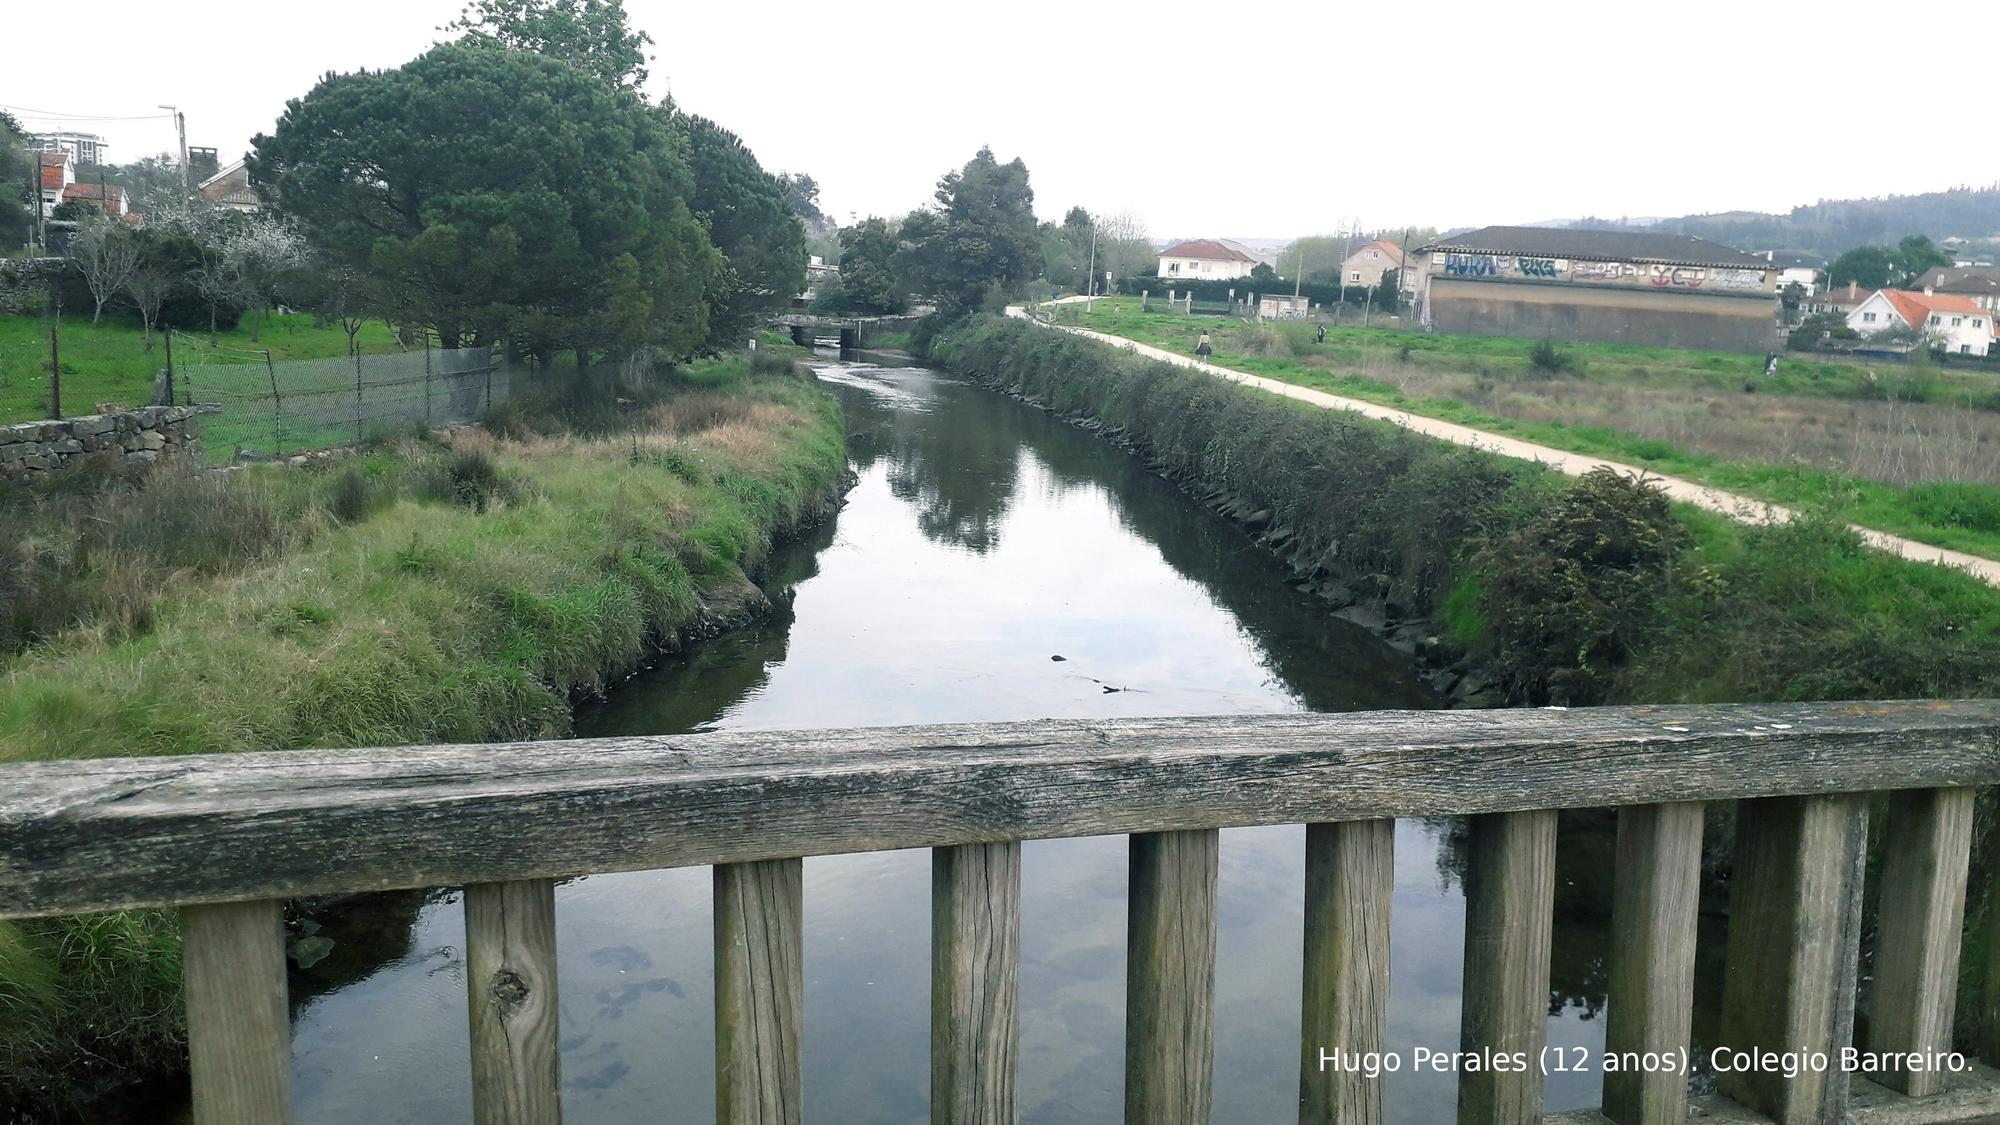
xmin=9 ymin=0 xmax=1998 ymax=241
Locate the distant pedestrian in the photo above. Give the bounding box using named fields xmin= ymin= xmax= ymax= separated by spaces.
xmin=1195 ymin=330 xmax=1213 ymax=363
xmin=1764 ymin=352 xmax=1780 ymax=377
xmin=1315 ymin=323 xmax=1327 ymax=345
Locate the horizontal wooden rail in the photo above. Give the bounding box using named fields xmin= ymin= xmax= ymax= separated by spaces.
xmin=4 ymin=700 xmax=2000 ymax=1125
xmin=2 ymin=700 xmax=1998 ymax=918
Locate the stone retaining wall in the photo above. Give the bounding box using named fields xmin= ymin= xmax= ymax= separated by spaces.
xmin=0 ymin=406 xmax=215 ymax=480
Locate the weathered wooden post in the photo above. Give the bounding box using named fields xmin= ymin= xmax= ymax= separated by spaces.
xmin=1300 ymin=819 xmax=1391 ymax=1124
xmin=716 ymin=858 xmax=804 ymax=1125
xmin=1717 ymin=795 xmax=1867 ymax=1124
xmin=1142 ymin=289 xmax=1151 ymax=312
xmin=1127 ymin=829 xmax=1217 ymax=1124
xmin=182 ymin=899 xmax=293 ymax=1125
xmin=465 ymin=878 xmax=562 ymax=1123
xmin=1869 ymin=788 xmax=1974 ymax=1095
xmin=933 ymin=842 xmax=1021 ymax=1125
xmin=1458 ymin=810 xmax=1556 ymax=1124
xmin=1602 ymin=802 xmax=1703 ymax=1123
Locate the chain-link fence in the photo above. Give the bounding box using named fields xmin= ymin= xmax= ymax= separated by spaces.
xmin=173 ymin=333 xmax=514 ymax=462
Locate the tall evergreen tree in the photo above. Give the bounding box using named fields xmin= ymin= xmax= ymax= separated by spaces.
xmin=900 ymin=147 xmax=1040 ymax=317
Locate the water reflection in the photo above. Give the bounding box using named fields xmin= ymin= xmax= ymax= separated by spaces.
xmin=289 ymin=357 xmax=1626 ymax=1124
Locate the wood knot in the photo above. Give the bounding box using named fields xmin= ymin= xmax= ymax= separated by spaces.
xmin=490 ymin=968 xmax=530 ymax=1015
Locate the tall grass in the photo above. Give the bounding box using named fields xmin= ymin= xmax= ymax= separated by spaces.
xmin=0 ymin=359 xmax=844 ymax=1114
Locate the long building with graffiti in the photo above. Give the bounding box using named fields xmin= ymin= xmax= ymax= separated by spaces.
xmin=1412 ymin=226 xmax=1779 ymax=352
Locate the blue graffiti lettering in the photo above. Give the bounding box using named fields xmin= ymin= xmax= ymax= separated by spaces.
xmin=1444 ymin=253 xmax=1499 ymax=278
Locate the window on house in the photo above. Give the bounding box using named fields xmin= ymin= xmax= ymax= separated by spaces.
xmin=1190 ymin=262 xmax=1201 ymax=272
xmin=1863 ymin=312 xmax=1876 ymax=322
xmin=1350 ymin=271 xmax=1361 ymax=281
xmin=1976 ymin=319 xmax=1986 ymax=328
xmin=1952 ymin=317 xmax=1963 ymax=326
xmin=1168 ymin=262 xmax=1180 ymax=273
xmin=1962 ymin=344 xmax=1972 ymax=354
xmin=1929 ymin=315 xmax=1941 ymax=325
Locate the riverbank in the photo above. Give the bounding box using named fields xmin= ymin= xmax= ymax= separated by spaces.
xmin=1058 ymin=304 xmax=2000 ymax=562
xmin=0 ymin=354 xmax=846 ymax=1117
xmin=931 ymin=314 xmax=2000 ymax=707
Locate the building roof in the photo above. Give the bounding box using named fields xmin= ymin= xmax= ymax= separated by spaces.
xmin=1908 ymin=265 xmax=2000 ymax=296
xmin=1345 ymin=239 xmax=1408 ymax=267
xmin=1421 ymin=225 xmax=1772 ymax=269
xmin=1160 ymin=238 xmax=1255 ymax=263
xmin=60 ymin=182 xmax=127 ymax=215
xmin=1875 ymin=289 xmax=1988 ymax=329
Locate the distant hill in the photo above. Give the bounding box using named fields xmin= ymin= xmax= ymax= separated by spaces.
xmin=1563 ymin=185 xmax=2000 ymax=258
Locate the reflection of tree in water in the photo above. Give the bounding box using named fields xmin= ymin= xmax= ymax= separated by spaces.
xmin=843 ymin=377 xmax=1027 ymax=555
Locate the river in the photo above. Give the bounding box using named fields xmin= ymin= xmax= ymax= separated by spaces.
xmin=285 ymin=354 xmax=1657 ymax=1123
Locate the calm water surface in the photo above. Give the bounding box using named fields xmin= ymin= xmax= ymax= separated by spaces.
xmin=289 ymin=356 xmax=1632 ymax=1123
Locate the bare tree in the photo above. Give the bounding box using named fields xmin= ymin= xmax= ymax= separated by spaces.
xmin=69 ymin=213 xmax=141 ymax=324
xmin=122 ymin=228 xmax=186 ymax=351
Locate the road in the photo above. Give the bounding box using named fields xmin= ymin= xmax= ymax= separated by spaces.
xmin=1007 ymin=306 xmax=2000 ymax=587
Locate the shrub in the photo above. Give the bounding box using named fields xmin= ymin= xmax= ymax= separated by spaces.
xmin=1472 ymin=469 xmax=1688 ymax=704
xmin=1529 ymin=338 xmax=1575 ymax=374
xmin=749 ymin=350 xmax=798 ymax=377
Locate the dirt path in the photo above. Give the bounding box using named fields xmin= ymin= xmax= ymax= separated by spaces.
xmin=1007 ymin=307 xmax=2000 ymax=587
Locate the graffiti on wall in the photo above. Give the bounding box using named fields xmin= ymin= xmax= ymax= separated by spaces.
xmin=1443 ymin=253 xmax=1563 ymax=280
xmin=1437 ymin=251 xmax=1770 ymax=292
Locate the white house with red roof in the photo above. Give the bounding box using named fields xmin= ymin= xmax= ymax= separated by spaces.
xmin=1848 ymin=287 xmax=1993 ymax=356
xmin=36 ymin=151 xmax=74 ymax=218
xmin=1156 ymin=238 xmax=1256 ymax=281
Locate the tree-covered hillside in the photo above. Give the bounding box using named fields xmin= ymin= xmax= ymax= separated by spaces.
xmin=1569 ymin=184 xmax=2000 ymax=259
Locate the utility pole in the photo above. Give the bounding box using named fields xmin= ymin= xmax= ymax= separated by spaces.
xmin=1085 ymin=218 xmax=1098 ymax=301
xmin=159 ymin=105 xmax=188 ymax=193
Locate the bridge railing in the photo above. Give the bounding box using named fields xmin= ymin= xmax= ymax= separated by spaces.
xmin=4 ymin=700 xmax=2000 ymax=1124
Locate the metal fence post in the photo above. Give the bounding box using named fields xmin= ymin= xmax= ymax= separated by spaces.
xmin=423 ymin=333 xmax=433 ymax=429
xmin=353 ymin=348 xmax=364 ymax=446
xmin=264 ymin=351 xmax=283 ymax=458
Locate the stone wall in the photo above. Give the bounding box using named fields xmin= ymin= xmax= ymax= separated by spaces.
xmin=0 ymin=406 xmax=215 ymax=481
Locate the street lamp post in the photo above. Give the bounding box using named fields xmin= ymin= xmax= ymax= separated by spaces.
xmin=158 ymin=105 xmax=188 ymax=193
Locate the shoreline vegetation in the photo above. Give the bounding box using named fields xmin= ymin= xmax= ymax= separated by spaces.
xmin=0 ymin=352 xmax=845 ymax=1115
xmin=930 ymin=315 xmax=2000 ymax=708
xmin=1060 ymin=304 xmax=2000 ymax=562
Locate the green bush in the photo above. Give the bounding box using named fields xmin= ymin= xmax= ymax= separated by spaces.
xmin=935 ymin=315 xmax=2000 ymax=706
xmin=1906 ymin=482 xmax=2000 ymax=534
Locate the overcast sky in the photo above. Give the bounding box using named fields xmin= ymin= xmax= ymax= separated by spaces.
xmin=9 ymin=0 xmax=1998 ymax=241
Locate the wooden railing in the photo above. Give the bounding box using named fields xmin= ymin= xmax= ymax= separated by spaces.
xmin=4 ymin=701 xmax=2000 ymax=1124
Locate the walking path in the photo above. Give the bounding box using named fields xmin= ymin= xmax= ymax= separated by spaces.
xmin=1006 ymin=306 xmax=2000 ymax=586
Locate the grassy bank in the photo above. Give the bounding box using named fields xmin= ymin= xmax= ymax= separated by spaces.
xmin=0 ymin=353 xmax=844 ymax=1115
xmin=935 ymin=315 xmax=2000 ymax=706
xmin=0 ymin=312 xmax=406 ymax=425
xmin=1063 ymin=306 xmax=2000 ymax=560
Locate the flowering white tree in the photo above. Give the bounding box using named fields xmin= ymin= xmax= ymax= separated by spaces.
xmin=226 ymin=215 xmax=312 ymax=343
xmin=68 ymin=213 xmax=142 ymax=324
xmin=154 ymin=202 xmax=246 ymax=344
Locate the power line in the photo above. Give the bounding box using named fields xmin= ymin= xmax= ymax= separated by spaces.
xmin=0 ymin=104 xmax=175 ymax=123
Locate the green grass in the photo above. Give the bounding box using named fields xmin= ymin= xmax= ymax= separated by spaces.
xmin=1068 ymin=306 xmax=2000 ymax=560
xmin=0 ymin=360 xmax=845 ymax=1110
xmin=0 ymin=311 xmax=406 ymax=424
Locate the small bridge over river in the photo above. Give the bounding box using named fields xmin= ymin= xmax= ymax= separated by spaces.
xmin=774 ymin=312 xmax=925 ymax=349
xmin=5 ymin=700 xmax=2000 ymax=1124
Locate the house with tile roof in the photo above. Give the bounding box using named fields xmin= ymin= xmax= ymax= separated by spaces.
xmin=1847 ymin=288 xmax=1993 ymax=356
xmin=1338 ymin=240 xmax=1410 ymax=292
xmin=1906 ymin=265 xmax=2000 ymax=318
xmin=1156 ymin=239 xmax=1256 ymax=281
xmin=36 ymin=151 xmax=73 ymax=219
xmin=1411 ymin=226 xmax=1779 ymax=352
xmin=59 ymin=182 xmax=130 ymax=219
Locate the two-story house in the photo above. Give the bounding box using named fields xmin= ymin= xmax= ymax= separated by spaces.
xmin=1338 ymin=240 xmax=1411 ymax=292
xmin=1846 ymin=288 xmax=1993 ymax=356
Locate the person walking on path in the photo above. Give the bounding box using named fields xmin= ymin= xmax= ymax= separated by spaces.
xmin=1195 ymin=330 xmax=1213 ymax=363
